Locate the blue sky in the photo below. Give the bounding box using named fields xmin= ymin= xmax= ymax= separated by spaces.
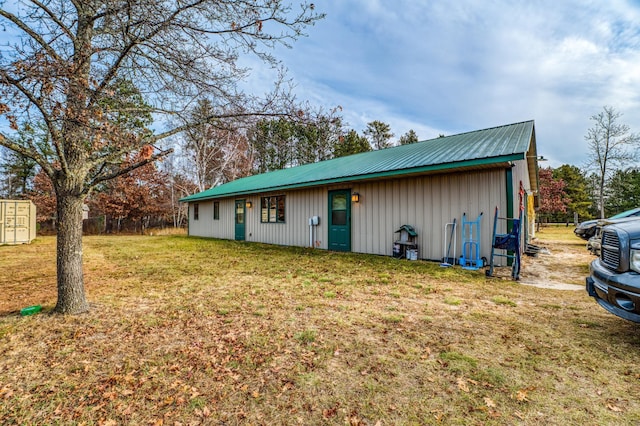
xmin=249 ymin=0 xmax=640 ymax=168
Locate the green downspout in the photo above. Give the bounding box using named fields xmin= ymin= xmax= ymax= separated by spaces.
xmin=506 ymin=167 xmax=514 ymax=223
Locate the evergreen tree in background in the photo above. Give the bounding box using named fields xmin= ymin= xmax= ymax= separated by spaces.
xmin=364 ymin=121 xmax=394 ymax=150
xmin=399 ymin=129 xmax=419 ymax=145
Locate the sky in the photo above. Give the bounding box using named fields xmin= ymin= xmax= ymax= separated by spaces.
xmin=246 ymin=0 xmax=640 ymax=168
xmin=2 ymin=1 xmax=639 ymax=169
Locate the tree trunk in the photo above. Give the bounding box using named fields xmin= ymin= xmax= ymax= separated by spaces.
xmin=54 ymin=193 xmax=89 ymax=314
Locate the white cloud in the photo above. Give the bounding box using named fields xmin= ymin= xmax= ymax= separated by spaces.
xmin=239 ymin=0 xmax=640 ymax=167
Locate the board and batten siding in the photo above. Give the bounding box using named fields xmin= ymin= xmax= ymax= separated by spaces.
xmin=189 ymin=189 xmax=329 ymax=247
xmin=244 ymin=187 xmax=327 ymax=248
xmin=188 ymin=200 xmax=235 ymax=239
xmin=187 ymin=166 xmax=521 ymax=263
xmin=349 ymin=168 xmax=508 ymax=261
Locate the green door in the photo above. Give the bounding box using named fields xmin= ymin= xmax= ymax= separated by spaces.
xmin=235 ymin=200 xmax=245 ymax=241
xmin=328 ymin=190 xmax=351 ymax=251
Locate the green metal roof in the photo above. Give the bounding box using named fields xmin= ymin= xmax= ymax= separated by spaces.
xmin=181 ymin=120 xmax=536 ymax=202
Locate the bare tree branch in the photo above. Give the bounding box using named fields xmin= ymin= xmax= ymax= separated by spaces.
xmin=30 ymin=0 xmax=75 ymax=40
xmin=87 ymin=147 xmax=173 ymax=190
xmin=0 ymin=132 xmax=54 ymax=177
xmin=0 ymin=8 xmax=63 ymax=61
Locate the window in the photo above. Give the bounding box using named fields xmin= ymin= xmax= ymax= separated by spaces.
xmin=331 ymin=193 xmax=347 ymax=225
xmin=260 ymin=195 xmax=285 ymax=223
xmin=213 ymin=201 xmax=219 ymax=220
xmin=193 ymin=203 xmax=199 ymax=220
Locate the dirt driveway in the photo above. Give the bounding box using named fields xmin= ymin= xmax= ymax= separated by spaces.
xmin=492 ymin=226 xmax=594 ymax=291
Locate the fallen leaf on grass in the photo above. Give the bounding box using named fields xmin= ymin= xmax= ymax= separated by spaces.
xmin=0 ymin=387 xmax=14 ymax=399
xmin=513 ymin=387 xmax=535 ymax=402
xmin=515 ymin=390 xmax=528 ymax=402
xmin=457 ymin=377 xmax=469 ymax=393
xmin=484 ymin=397 xmax=496 ymax=408
xmin=607 ymin=403 xmax=623 ymax=412
xmin=431 ymin=409 xmax=445 ymax=422
xmin=345 ymin=415 xmax=364 ymax=425
xmin=322 ymin=404 xmax=338 ymax=419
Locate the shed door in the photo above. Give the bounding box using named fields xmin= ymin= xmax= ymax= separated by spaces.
xmin=235 ymin=200 xmax=245 ymax=241
xmin=328 ymin=190 xmax=351 ymax=251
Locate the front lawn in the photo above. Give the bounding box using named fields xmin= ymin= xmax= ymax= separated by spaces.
xmin=1 ymin=229 xmax=639 ymax=424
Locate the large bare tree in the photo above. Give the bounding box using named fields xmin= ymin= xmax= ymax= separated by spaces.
xmin=0 ymin=0 xmax=322 ymax=314
xmin=585 ymin=106 xmax=640 ymax=218
xmin=181 ymin=98 xmax=253 ymax=192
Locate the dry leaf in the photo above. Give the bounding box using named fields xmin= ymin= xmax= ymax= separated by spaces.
xmin=484 ymin=397 xmax=496 ymax=408
xmin=607 ymin=403 xmax=623 ymax=412
xmin=457 ymin=378 xmax=470 ymax=393
xmin=323 ymin=405 xmax=338 ymax=419
xmin=515 ymin=389 xmax=528 ymax=402
xmin=202 ymin=406 xmax=211 ymax=417
xmin=489 ymin=409 xmax=501 ymax=418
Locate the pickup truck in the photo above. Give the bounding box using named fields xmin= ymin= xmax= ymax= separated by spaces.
xmin=586 ymin=219 xmax=640 ymax=322
xmin=574 ymin=207 xmax=640 ymax=241
xmin=586 ymin=215 xmax=640 ymax=256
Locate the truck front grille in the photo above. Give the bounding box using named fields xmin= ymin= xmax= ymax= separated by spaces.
xmin=601 ymin=230 xmax=621 ymax=270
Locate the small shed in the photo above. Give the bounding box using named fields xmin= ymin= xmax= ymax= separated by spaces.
xmin=0 ymin=200 xmax=37 ymax=245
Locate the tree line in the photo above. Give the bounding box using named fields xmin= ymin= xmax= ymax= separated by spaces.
xmin=4 ymin=104 xmax=638 ymax=230
xmin=0 ymin=99 xmax=422 ymax=232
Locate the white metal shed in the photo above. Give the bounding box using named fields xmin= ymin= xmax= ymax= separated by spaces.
xmin=0 ymin=200 xmax=37 ymax=245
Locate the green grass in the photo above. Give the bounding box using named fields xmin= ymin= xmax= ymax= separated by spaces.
xmin=294 ymin=329 xmax=317 ymax=344
xmin=444 ymin=295 xmax=462 ymax=305
xmin=492 ymin=295 xmax=517 ymax=307
xmin=0 ymin=231 xmax=639 ymax=425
